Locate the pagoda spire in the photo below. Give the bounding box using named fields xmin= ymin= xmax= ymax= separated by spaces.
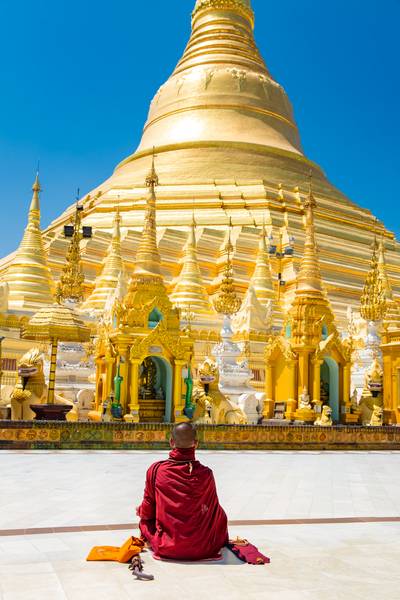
xmin=133 ymin=154 xmax=162 ymax=279
xmin=289 ymin=178 xmax=336 ymax=348
xmin=83 ymin=207 xmax=124 ymax=313
xmin=170 ymin=216 xmax=210 ymax=314
xmin=5 ymin=174 xmax=54 ymax=311
xmin=251 ymin=222 xmax=274 ymax=304
xmin=295 ymin=178 xmax=324 ymax=296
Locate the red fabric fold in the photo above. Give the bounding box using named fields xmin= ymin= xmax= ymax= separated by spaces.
xmin=227 ymin=542 xmax=270 ymax=565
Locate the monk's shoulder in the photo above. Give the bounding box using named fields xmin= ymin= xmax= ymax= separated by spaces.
xmin=146 ymin=460 xmax=168 ymax=478
xmin=195 ymin=462 xmax=215 ymax=479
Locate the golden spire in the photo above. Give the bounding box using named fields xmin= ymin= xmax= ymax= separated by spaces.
xmin=360 ymin=236 xmax=386 ymax=322
xmin=378 ymin=238 xmax=394 ymax=301
xmin=377 ymin=238 xmax=400 ymax=330
xmin=295 ymin=177 xmax=324 ymax=295
xmin=213 ymin=222 xmax=241 ymax=316
xmin=5 ymin=174 xmax=54 ymax=311
xmin=133 ymin=154 xmax=162 ymax=280
xmin=170 ymin=215 xmax=210 ymax=314
xmin=83 ymin=208 xmax=124 ymax=312
xmin=250 ymin=222 xmax=274 ymax=306
xmin=56 ymin=203 xmax=85 ymax=304
xmin=289 ymin=177 xmax=336 ymax=348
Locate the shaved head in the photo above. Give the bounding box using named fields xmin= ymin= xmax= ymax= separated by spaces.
xmin=171 ymin=423 xmax=197 ymax=449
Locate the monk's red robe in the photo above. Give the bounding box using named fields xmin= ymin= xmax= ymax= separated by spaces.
xmin=138 ymin=447 xmax=228 ymax=561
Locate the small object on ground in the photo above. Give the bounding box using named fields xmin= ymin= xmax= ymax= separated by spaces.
xmin=129 ymin=555 xmax=155 ymax=581
xmin=227 ymin=538 xmax=270 ymax=565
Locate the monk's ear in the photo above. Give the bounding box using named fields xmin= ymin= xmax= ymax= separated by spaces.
xmin=169 ymin=437 xmax=175 ymax=448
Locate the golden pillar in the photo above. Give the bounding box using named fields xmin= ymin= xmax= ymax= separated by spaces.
xmin=285 ymin=359 xmax=297 ymax=419
xmin=263 ymin=361 xmax=274 ymax=419
xmin=128 ymin=358 xmax=141 ymax=423
xmin=47 ymin=338 xmax=58 ymax=405
xmin=173 ymin=359 xmax=189 ymax=423
xmin=298 ymin=351 xmax=310 ymax=398
xmin=312 ymin=359 xmax=323 ymax=404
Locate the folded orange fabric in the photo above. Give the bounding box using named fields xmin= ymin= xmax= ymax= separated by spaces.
xmin=86 ymin=536 xmax=145 ymax=563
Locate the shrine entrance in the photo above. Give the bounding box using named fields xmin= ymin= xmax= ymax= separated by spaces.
xmin=138 ymin=356 xmax=172 ymax=423
xmin=321 ymin=358 xmax=339 ymax=423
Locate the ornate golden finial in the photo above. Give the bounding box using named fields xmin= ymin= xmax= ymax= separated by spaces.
xmin=83 ymin=207 xmax=124 ymax=312
xmin=28 ymin=173 xmax=41 ymax=227
xmin=4 ymin=173 xmax=54 ymax=311
xmin=213 ymin=221 xmax=241 ymax=316
xmin=360 ymin=235 xmax=386 ymax=322
xmin=56 ymin=202 xmax=85 ymax=304
xmin=145 ymin=149 xmax=159 ymax=189
xmin=170 ymin=214 xmax=210 ymax=313
xmin=133 ymin=154 xmax=162 ymax=279
xmin=250 ymin=222 xmax=275 ymax=308
xmin=295 ymin=172 xmax=322 ymax=294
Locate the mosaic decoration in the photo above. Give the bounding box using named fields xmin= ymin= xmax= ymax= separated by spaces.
xmin=0 ymin=421 xmax=399 ymax=451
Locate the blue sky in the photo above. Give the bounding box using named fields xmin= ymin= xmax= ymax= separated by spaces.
xmin=0 ymin=0 xmax=399 ymax=256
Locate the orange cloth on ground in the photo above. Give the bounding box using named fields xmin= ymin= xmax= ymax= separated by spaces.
xmin=86 ymin=536 xmax=145 ymax=563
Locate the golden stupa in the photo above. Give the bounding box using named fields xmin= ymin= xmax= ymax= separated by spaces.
xmin=1 ymin=0 xmax=399 ymax=337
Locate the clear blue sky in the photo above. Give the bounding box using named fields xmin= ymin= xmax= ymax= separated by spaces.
xmin=0 ymin=0 xmax=399 ymax=256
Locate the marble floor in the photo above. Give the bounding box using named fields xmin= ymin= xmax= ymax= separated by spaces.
xmin=0 ymin=450 xmax=400 ymax=599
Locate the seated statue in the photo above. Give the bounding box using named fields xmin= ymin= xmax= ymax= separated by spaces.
xmin=192 ymin=358 xmax=247 ymax=425
xmin=314 ymin=405 xmax=333 ymax=427
xmin=299 ymin=387 xmax=312 ymax=410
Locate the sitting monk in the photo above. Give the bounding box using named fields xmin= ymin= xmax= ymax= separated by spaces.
xmin=137 ymin=422 xmax=228 ymax=561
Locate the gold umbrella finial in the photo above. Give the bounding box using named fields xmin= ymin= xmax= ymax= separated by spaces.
xmin=213 ymin=220 xmax=241 ymax=316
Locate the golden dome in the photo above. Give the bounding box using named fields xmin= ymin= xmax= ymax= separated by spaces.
xmin=113 ymin=0 xmax=305 ymax=187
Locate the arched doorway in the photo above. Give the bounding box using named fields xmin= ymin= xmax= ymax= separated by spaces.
xmin=138 ymin=356 xmax=172 ymax=422
xmin=321 ymin=358 xmax=339 ymax=422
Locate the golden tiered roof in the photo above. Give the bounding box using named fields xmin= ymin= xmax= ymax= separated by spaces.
xmin=170 ymin=217 xmax=211 ymax=315
xmin=83 ymin=208 xmax=124 ymax=313
xmin=3 ymin=175 xmax=54 ymax=312
xmin=22 ymin=303 xmax=91 ymax=343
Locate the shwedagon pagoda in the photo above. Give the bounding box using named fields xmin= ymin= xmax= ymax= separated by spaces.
xmin=1 ymin=0 xmax=400 ymax=434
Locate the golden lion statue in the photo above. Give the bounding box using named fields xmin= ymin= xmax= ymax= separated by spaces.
xmin=369 ymin=405 xmax=383 ymax=427
xmin=314 ymin=405 xmax=333 ymax=427
xmin=192 ymin=358 xmax=247 ymax=425
xmin=10 ymin=348 xmax=76 ymax=421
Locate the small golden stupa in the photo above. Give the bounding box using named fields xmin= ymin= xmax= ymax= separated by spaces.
xmin=2 ymin=175 xmax=54 ymax=312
